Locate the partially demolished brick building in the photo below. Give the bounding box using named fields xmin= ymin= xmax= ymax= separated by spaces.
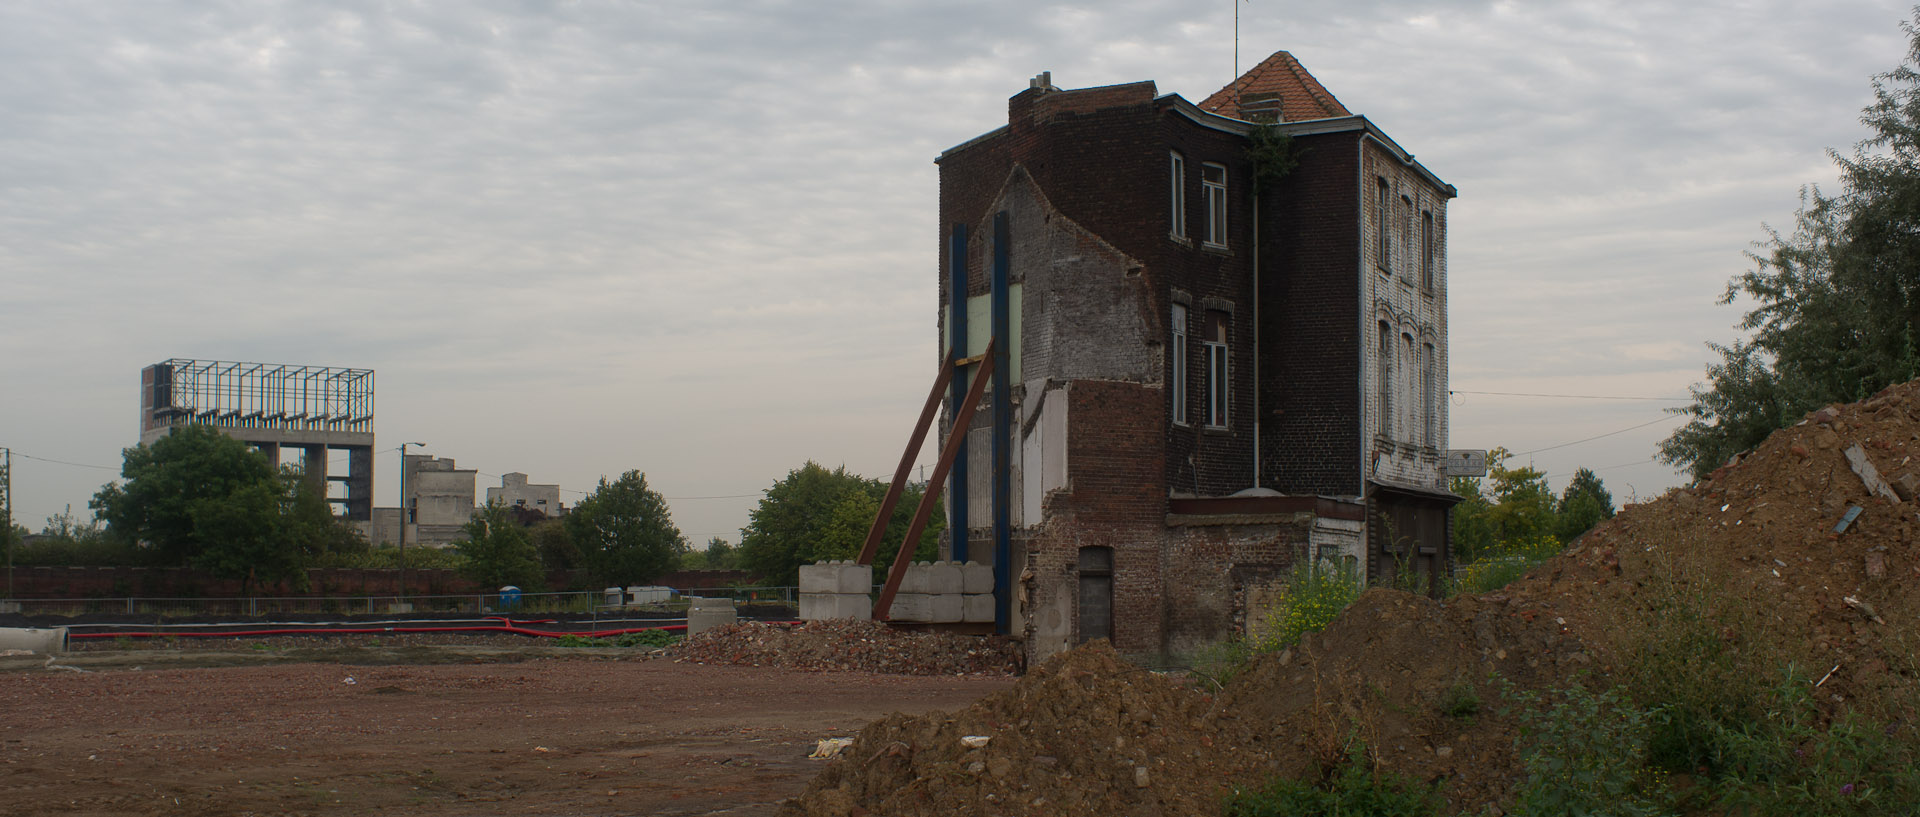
xmin=938 ymin=52 xmax=1459 ymax=660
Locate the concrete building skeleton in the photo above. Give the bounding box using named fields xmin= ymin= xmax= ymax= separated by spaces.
xmin=139 ymin=359 xmax=375 ymax=520
xmin=937 ymin=54 xmax=1459 ymax=661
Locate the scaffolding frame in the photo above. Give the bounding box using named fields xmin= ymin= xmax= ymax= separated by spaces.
xmin=147 ymin=359 xmax=375 ymax=433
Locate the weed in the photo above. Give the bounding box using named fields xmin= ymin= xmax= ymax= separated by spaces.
xmin=1253 ymin=562 xmax=1363 ymax=653
xmin=1438 ymin=679 xmax=1481 ymax=719
xmin=1224 ymin=731 xmax=1445 ymax=817
xmin=1503 ymin=679 xmax=1671 ymax=817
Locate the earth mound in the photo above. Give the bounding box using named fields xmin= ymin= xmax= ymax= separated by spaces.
xmin=779 ymin=380 xmax=1920 ymax=815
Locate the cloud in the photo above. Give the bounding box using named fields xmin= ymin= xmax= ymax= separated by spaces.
xmin=1 ymin=0 xmax=1913 ymax=538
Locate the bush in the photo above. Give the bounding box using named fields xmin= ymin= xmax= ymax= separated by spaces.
xmin=1253 ymin=562 xmax=1363 ymax=653
xmin=1225 ymin=734 xmax=1445 ymax=817
xmin=1449 ymin=533 xmax=1561 ymax=595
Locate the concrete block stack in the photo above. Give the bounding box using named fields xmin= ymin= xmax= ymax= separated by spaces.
xmin=799 ymin=560 xmax=874 ymax=621
xmin=686 ymin=596 xmax=738 ymax=636
xmin=889 ymin=561 xmax=996 ymax=623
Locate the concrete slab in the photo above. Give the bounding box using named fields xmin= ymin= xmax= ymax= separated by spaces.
xmin=800 ymin=593 xmax=872 ymax=621
xmin=925 ymin=562 xmax=963 ymax=595
xmin=963 ymin=594 xmax=995 ymax=623
xmin=890 ymin=593 xmax=931 ymax=622
xmin=687 ymin=597 xmax=739 ymax=636
xmin=800 ymin=561 xmax=873 ymax=595
xmin=961 ymin=561 xmax=994 ymax=594
xmin=929 ymin=593 xmax=963 ymax=624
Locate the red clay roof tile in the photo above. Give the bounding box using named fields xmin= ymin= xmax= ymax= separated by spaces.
xmin=1198 ymin=51 xmax=1351 ymax=122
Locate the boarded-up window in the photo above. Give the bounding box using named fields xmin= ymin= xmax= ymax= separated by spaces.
xmin=1077 ymin=547 xmax=1114 ymax=645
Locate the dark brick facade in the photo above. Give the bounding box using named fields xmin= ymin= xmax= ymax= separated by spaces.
xmin=937 ymin=61 xmax=1457 ymax=661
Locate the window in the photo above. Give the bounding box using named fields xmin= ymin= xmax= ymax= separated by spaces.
xmin=1403 ymin=333 xmax=1416 ymax=440
xmin=1169 ymin=152 xmax=1186 ymax=239
xmin=1401 ymin=196 xmax=1414 ymax=276
xmin=1422 ymin=343 xmax=1438 ymax=447
xmin=1202 ymin=163 xmax=1228 ymax=248
xmin=1421 ymin=211 xmax=1435 ymax=290
xmin=1171 ymin=303 xmax=1188 ymax=425
xmin=1375 ymin=178 xmax=1391 ymax=271
xmin=1077 ymin=546 xmax=1114 ymax=645
xmin=1377 ymin=322 xmax=1393 ymax=438
xmin=1204 ymin=312 xmax=1229 ymax=428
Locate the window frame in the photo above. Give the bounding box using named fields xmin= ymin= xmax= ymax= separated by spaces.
xmin=1169 ymin=151 xmax=1187 ymax=240
xmin=1202 ymin=314 xmax=1229 ymax=429
xmin=1421 ymin=210 xmax=1436 ymax=290
xmin=1171 ymin=303 xmax=1189 ymax=426
xmin=1202 ymin=163 xmax=1229 ymax=249
xmin=1377 ymin=321 xmax=1394 ymax=439
xmin=1375 ymin=178 xmax=1392 ymax=272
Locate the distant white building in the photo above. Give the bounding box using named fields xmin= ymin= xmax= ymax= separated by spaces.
xmin=488 ymin=472 xmax=563 ymax=517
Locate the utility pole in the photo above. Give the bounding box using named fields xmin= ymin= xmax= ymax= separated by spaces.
xmin=1 ymin=447 xmax=12 ymax=602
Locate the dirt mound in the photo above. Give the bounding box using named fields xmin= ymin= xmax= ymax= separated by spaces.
xmin=780 ymin=381 xmax=1920 ymax=815
xmin=672 ymin=619 xmax=1021 ymax=676
xmin=781 ymin=641 xmax=1272 ymax=817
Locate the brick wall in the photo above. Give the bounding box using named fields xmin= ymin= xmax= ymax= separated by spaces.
xmin=1258 ymin=130 xmax=1364 ymax=496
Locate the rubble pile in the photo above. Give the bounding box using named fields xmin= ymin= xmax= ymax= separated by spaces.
xmin=779 ymin=380 xmax=1920 ymax=815
xmin=672 ymin=619 xmax=1021 ymax=676
xmin=784 ymin=642 xmax=1274 ymax=817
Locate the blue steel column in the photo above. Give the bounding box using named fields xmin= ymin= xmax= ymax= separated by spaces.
xmin=948 ymin=224 xmax=970 ymax=563
xmin=991 ymin=211 xmax=1012 ymax=634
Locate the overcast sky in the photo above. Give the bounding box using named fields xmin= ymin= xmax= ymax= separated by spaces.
xmin=2 ymin=1 xmax=1912 ymax=547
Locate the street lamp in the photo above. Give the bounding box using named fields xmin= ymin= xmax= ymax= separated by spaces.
xmin=398 ymin=441 xmax=426 ymax=608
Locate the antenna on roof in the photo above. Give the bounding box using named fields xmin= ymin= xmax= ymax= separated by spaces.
xmin=1234 ymin=0 xmax=1246 ymax=82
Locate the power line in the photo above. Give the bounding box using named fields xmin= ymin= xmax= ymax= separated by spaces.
xmin=1451 ymin=389 xmax=1690 ymax=402
xmin=8 ymin=451 xmax=118 ymax=471
xmin=1514 ymin=414 xmax=1685 ymax=456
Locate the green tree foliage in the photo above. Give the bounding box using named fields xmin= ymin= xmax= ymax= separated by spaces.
xmin=1554 ymin=467 xmax=1616 ymax=542
xmin=455 ymin=502 xmax=546 ymax=591
xmin=564 ymin=471 xmax=685 ymax=586
xmin=1452 ymin=448 xmax=1559 ymax=563
xmin=87 ymin=425 xmax=365 ymax=585
xmin=530 ymin=518 xmax=579 ymax=570
xmin=91 ymin=424 xmax=280 ymax=564
xmin=1664 ymin=16 xmax=1920 ymax=478
xmin=686 ymin=536 xmax=740 ymax=570
xmin=737 ymin=462 xmax=942 ymax=587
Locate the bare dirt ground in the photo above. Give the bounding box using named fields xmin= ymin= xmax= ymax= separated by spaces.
xmin=0 ymin=650 xmax=1013 ymax=817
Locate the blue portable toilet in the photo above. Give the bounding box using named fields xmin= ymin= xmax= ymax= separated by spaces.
xmin=499 ymin=585 xmax=522 ymax=609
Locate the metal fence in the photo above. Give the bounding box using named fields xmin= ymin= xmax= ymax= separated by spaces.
xmin=0 ymin=586 xmax=799 ymax=618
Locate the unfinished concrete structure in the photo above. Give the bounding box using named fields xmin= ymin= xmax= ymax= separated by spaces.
xmin=139 ymin=359 xmax=374 ymax=520
xmin=368 ymin=455 xmax=476 ymax=547
xmin=937 ymin=54 xmax=1458 ymax=661
xmin=486 ymin=472 xmax=562 ymax=517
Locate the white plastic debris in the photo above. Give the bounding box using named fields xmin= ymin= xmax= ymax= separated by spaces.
xmin=809 ymin=738 xmax=854 ymax=759
xmin=960 ymin=735 xmax=991 ymax=749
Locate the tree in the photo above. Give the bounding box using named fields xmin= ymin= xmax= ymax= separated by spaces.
xmin=530 ymin=518 xmax=579 ymax=570
xmin=695 ymin=536 xmax=739 ymax=570
xmin=737 ymin=462 xmax=942 ymax=587
xmin=564 ymin=471 xmax=685 ymax=586
xmin=456 ymin=502 xmax=546 ymax=591
xmin=1450 ymin=448 xmax=1560 ymax=562
xmin=189 ymin=479 xmax=304 ymax=594
xmin=91 ymin=423 xmax=279 ymax=564
xmin=1664 ymin=15 xmax=1920 ymax=478
xmin=1555 ymin=468 xmax=1616 ymax=543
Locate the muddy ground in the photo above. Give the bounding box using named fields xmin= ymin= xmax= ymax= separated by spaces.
xmin=0 ymin=649 xmax=1012 ymax=817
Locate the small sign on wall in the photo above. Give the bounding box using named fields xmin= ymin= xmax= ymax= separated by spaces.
xmin=1443 ymin=449 xmax=1488 ymax=477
